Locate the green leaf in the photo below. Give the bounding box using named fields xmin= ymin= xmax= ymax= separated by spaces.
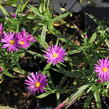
xmin=36 ymin=90 xmax=55 ymax=98
xmin=28 ymin=5 xmax=45 ymax=19
xmin=4 ymin=72 xmax=15 ymax=78
xmin=15 ymin=0 xmax=29 ymax=13
xmin=43 ymin=63 xmax=51 ymax=72
xmin=89 ymin=32 xmax=97 ymax=43
xmin=59 ymin=38 xmax=67 ymax=43
xmin=13 ymin=67 xmax=26 ymax=74
xmin=5 ymin=0 xmax=18 ymax=6
xmin=93 ymin=91 xmax=102 ymax=109
xmin=67 ymin=48 xmax=81 ymax=55
xmin=26 ymin=50 xmax=42 ymax=57
xmin=52 ymin=12 xmax=70 ymax=22
xmin=37 ymin=35 xmax=48 ymax=49
xmin=20 ymin=0 xmax=29 ymax=12
xmin=83 ymin=94 xmax=93 ymax=109
xmin=0 ymin=5 xmax=9 ymax=16
xmin=27 ymin=13 xmax=36 ymax=19
xmin=0 ymin=106 xmax=15 ymax=109
xmin=15 ymin=4 xmax=21 ymax=14
xmin=41 ymin=25 xmax=47 ymax=42
xmin=86 ymin=13 xmax=98 ymax=24
xmin=66 ymin=84 xmax=90 ymax=108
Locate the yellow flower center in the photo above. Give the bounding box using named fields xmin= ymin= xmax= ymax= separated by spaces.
xmin=19 ymin=41 xmax=25 ymax=45
xmin=35 ymin=81 xmax=41 ymax=88
xmin=9 ymin=40 xmax=15 ymax=45
xmin=102 ymin=67 xmax=108 ymax=72
xmin=53 ymin=53 xmax=58 ymax=58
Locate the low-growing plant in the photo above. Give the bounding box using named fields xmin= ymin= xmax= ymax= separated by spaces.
xmin=0 ymin=0 xmax=109 ymax=109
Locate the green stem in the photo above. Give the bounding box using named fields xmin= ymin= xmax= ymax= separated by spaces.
xmin=81 ymin=47 xmax=93 ymax=72
xmin=47 ymin=0 xmax=50 ymax=10
xmin=16 ymin=24 xmax=19 ymax=32
xmin=47 ymin=71 xmax=55 ymax=89
xmin=43 ymin=63 xmax=51 ymax=73
xmin=42 ymin=63 xmax=55 ymax=88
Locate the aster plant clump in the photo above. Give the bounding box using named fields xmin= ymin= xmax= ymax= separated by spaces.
xmin=1 ymin=0 xmax=109 ymax=109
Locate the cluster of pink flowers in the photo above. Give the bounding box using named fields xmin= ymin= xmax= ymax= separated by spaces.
xmin=1 ymin=29 xmax=36 ymax=52
xmin=0 ymin=23 xmax=68 ymax=95
xmin=25 ymin=45 xmax=67 ymax=94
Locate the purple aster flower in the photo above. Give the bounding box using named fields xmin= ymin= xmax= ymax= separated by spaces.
xmin=1 ymin=32 xmax=18 ymax=52
xmin=94 ymin=58 xmax=109 ymax=82
xmin=16 ymin=29 xmax=36 ymax=49
xmin=16 ymin=32 xmax=31 ymax=48
xmin=44 ymin=45 xmax=67 ymax=65
xmin=0 ymin=23 xmax=3 ymax=36
xmin=25 ymin=72 xmax=48 ymax=94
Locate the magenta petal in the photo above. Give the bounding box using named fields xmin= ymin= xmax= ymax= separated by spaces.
xmin=2 ymin=44 xmax=9 ymax=48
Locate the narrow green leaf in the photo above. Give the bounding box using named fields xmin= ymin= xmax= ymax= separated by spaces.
xmin=21 ymin=0 xmax=29 ymax=12
xmin=52 ymin=12 xmax=70 ymax=22
xmin=86 ymin=13 xmax=98 ymax=24
xmin=0 ymin=106 xmax=15 ymax=109
xmin=28 ymin=5 xmax=45 ymax=19
xmin=93 ymin=91 xmax=102 ymax=109
xmin=0 ymin=5 xmax=9 ymax=16
xmin=15 ymin=0 xmax=29 ymax=13
xmin=27 ymin=13 xmax=36 ymax=19
xmin=66 ymin=84 xmax=90 ymax=108
xmin=67 ymin=49 xmax=81 ymax=55
xmin=89 ymin=32 xmax=97 ymax=43
xmin=37 ymin=35 xmax=48 ymax=49
xmin=4 ymin=72 xmax=15 ymax=78
xmin=83 ymin=94 xmax=93 ymax=109
xmin=36 ymin=90 xmax=55 ymax=98
xmin=43 ymin=63 xmax=51 ymax=72
xmin=5 ymin=0 xmax=18 ymax=5
xmin=27 ymin=50 xmax=42 ymax=57
xmin=41 ymin=25 xmax=47 ymax=42
xmin=13 ymin=67 xmax=26 ymax=74
xmin=15 ymin=4 xmax=22 ymax=14
xmin=59 ymin=38 xmax=67 ymax=43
